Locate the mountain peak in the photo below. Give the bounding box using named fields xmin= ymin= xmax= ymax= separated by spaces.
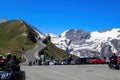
xmin=50 ymin=28 xmax=120 ymax=58
xmin=0 ymin=20 xmax=45 ymax=56
xmin=60 ymin=29 xmax=90 ymax=42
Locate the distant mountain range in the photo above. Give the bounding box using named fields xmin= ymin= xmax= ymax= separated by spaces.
xmin=1 ymin=19 xmax=120 ymax=59
xmin=49 ymin=28 xmax=120 ymax=58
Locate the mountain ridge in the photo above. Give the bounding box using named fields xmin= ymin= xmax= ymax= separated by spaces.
xmin=50 ymin=28 xmax=120 ymax=58
xmin=1 ymin=19 xmax=120 ymax=59
xmin=0 ymin=20 xmax=41 ymax=57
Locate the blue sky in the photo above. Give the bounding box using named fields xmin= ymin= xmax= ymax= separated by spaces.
xmin=0 ymin=0 xmax=120 ymax=34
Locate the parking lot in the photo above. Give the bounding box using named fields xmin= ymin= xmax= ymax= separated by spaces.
xmin=21 ymin=64 xmax=120 ymax=80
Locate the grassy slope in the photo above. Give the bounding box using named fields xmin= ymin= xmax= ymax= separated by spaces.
xmin=0 ymin=20 xmax=35 ymax=57
xmin=46 ymin=42 xmax=67 ymax=60
xmin=40 ymin=35 xmax=68 ymax=60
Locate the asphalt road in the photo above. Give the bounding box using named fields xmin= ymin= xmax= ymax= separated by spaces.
xmin=23 ymin=40 xmax=45 ymax=64
xmin=21 ymin=65 xmax=120 ymax=80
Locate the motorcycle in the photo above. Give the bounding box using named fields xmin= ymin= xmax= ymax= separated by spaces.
xmin=0 ymin=71 xmax=26 ymax=80
xmin=0 ymin=60 xmax=26 ymax=80
xmin=108 ymin=60 xmax=119 ymax=70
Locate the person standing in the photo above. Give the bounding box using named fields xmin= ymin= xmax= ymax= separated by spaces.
xmin=110 ymin=53 xmax=117 ymax=65
xmin=40 ymin=53 xmax=46 ymax=65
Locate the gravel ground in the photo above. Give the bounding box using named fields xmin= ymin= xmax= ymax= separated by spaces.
xmin=21 ymin=64 xmax=120 ymax=80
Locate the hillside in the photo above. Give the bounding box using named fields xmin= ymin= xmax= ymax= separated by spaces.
xmin=39 ymin=35 xmax=68 ymax=60
xmin=0 ymin=20 xmax=69 ymax=60
xmin=0 ymin=20 xmax=38 ymax=57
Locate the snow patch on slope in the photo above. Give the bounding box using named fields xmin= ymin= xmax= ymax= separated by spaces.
xmin=86 ymin=28 xmax=120 ymax=52
xmin=87 ymin=28 xmax=120 ymax=42
xmin=34 ymin=29 xmax=45 ymax=39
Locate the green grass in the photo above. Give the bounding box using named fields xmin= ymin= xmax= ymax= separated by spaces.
xmin=40 ymin=35 xmax=68 ymax=60
xmin=0 ymin=20 xmax=36 ymax=57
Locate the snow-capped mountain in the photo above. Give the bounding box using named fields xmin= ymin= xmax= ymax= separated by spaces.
xmin=50 ymin=28 xmax=120 ymax=58
xmin=0 ymin=18 xmax=8 ymax=23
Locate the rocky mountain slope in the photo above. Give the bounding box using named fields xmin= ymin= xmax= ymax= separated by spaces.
xmin=50 ymin=28 xmax=120 ymax=58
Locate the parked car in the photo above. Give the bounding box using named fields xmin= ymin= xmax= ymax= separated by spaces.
xmin=60 ymin=59 xmax=68 ymax=65
xmin=89 ymin=58 xmax=106 ymax=64
xmin=86 ymin=57 xmax=98 ymax=64
xmin=75 ymin=57 xmax=98 ymax=64
xmin=117 ymin=57 xmax=120 ymax=64
xmin=49 ymin=60 xmax=61 ymax=65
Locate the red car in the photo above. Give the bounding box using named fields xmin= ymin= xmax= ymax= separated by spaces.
xmin=117 ymin=57 xmax=120 ymax=64
xmin=89 ymin=58 xmax=106 ymax=64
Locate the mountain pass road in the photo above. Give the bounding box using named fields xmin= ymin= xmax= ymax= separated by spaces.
xmin=23 ymin=40 xmax=45 ymax=65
